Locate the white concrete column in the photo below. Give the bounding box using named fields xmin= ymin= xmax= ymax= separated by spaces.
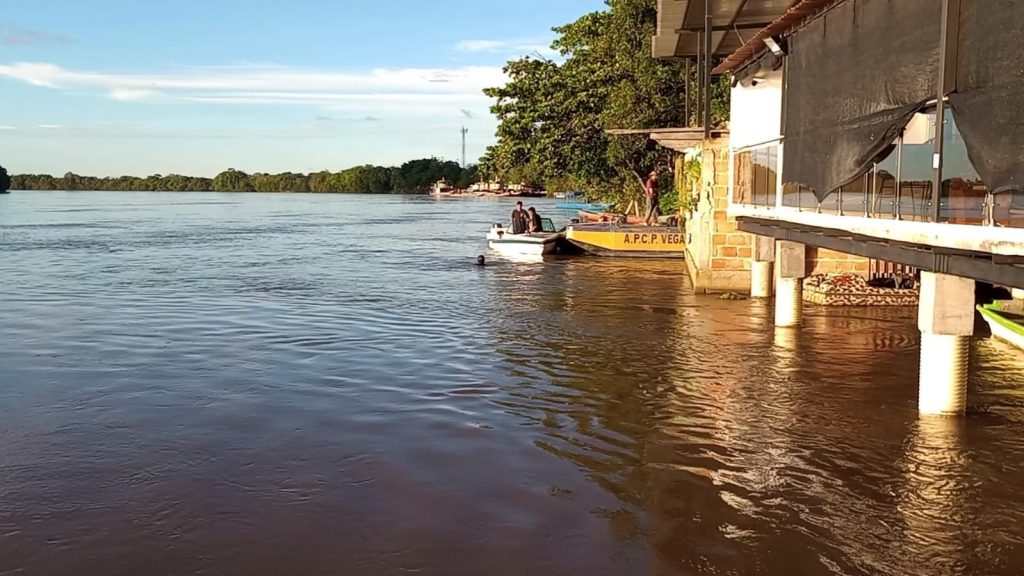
xmin=774 ymin=241 xmax=807 ymax=327
xmin=918 ymin=272 xmax=975 ymax=416
xmin=752 ymin=261 xmax=774 ymax=299
xmin=775 ymin=277 xmax=803 ymax=327
xmin=751 ymin=235 xmax=775 ymax=299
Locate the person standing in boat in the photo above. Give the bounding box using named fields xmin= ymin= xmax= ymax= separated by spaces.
xmin=527 ymin=206 xmax=543 ymax=234
xmin=510 ymin=201 xmax=528 ymax=234
xmin=644 ymin=170 xmax=660 ymax=226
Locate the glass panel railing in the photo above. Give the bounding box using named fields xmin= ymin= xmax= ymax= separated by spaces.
xmin=732 ymin=144 xmax=778 ymax=209
xmin=995 ymin=191 xmax=1024 ymax=228
xmin=942 ymin=178 xmax=987 ymax=225
xmin=768 ymin=109 xmax=1024 ymax=230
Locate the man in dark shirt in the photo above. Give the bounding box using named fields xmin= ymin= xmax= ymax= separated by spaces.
xmin=644 ymin=170 xmax=660 ymax=226
xmin=510 ymin=201 xmax=528 ymax=234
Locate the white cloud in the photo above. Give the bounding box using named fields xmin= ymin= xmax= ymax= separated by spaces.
xmin=109 ymin=88 xmax=161 ymax=101
xmin=0 ymin=125 xmax=15 ymax=130
xmin=0 ymin=23 xmax=75 ymax=46
xmin=0 ymin=61 xmax=507 ymax=117
xmin=454 ymin=37 xmax=556 ymax=57
xmin=455 ymin=40 xmax=507 ymax=52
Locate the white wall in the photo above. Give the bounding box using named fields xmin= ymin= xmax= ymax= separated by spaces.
xmin=729 ymin=70 xmax=784 ymax=151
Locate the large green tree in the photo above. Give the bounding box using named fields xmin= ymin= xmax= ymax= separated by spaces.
xmin=212 ymin=169 xmax=254 ymax=192
xmin=0 ymin=165 xmax=10 ymax=192
xmin=483 ymin=0 xmax=728 ymax=206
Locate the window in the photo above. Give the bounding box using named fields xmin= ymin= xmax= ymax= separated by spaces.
xmin=733 ymin=143 xmax=778 ymax=208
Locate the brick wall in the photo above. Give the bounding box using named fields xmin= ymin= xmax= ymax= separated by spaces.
xmin=806 ymin=247 xmax=870 ymax=277
xmin=684 ymin=135 xmax=755 ymax=292
xmin=707 ymin=144 xmax=754 ymax=274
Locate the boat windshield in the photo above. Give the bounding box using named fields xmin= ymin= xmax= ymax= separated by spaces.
xmin=540 ymin=218 xmax=557 ymax=233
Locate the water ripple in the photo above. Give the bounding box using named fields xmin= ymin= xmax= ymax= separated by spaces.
xmin=2 ymin=192 xmax=1024 ymax=576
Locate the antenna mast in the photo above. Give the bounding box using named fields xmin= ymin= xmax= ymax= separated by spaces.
xmin=460 ymin=126 xmax=469 ymax=168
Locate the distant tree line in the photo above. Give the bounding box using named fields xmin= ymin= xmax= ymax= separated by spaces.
xmin=7 ymin=158 xmax=479 ymax=194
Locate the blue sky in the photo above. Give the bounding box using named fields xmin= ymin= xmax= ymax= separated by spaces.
xmin=0 ymin=0 xmax=604 ymax=177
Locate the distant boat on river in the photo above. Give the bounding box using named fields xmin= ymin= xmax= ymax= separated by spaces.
xmin=555 ymin=191 xmax=610 ymax=212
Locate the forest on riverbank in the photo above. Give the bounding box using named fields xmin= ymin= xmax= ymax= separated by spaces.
xmin=5 ymin=158 xmax=479 ymax=194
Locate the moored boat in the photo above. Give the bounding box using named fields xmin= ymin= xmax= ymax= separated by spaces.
xmin=486 ymin=218 xmax=561 ymax=257
xmin=978 ymin=302 xmax=1024 ymax=351
xmin=556 ymin=191 xmax=610 ymax=212
xmin=564 ymin=222 xmax=685 ymax=258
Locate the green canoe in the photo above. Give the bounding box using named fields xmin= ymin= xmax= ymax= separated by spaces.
xmin=978 ymin=302 xmax=1024 ymax=351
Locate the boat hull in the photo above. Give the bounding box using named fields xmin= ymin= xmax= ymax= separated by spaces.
xmin=486 ymin=229 xmax=560 ymax=257
xmin=565 ymin=224 xmax=685 ymax=258
xmin=978 ymin=304 xmax=1024 ymax=351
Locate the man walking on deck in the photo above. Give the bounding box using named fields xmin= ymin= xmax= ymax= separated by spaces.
xmin=511 ymin=201 xmax=528 ymax=234
xmin=644 ymin=170 xmax=660 ymax=226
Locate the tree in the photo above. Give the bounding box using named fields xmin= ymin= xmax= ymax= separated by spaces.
xmin=212 ymin=169 xmax=254 ymax=192
xmin=0 ymin=165 xmax=10 ymax=192
xmin=483 ymin=0 xmax=729 ymax=207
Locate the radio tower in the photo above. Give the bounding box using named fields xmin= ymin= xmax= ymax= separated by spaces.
xmin=460 ymin=126 xmax=469 ymax=168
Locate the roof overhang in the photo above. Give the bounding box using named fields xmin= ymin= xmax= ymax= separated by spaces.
xmin=653 ymin=0 xmax=801 ymax=60
xmin=712 ymin=0 xmax=838 ymax=74
xmin=606 ymin=127 xmax=729 ymax=151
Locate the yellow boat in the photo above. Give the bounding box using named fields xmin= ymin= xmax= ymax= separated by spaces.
xmin=564 ymin=223 xmax=685 ymax=258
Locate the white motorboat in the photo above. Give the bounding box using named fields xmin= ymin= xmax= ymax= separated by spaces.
xmin=486 ymin=218 xmax=561 ymax=257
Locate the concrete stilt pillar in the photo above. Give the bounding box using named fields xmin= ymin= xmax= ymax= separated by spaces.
xmin=751 ymin=235 xmax=775 ymax=299
xmin=918 ymin=272 xmax=975 ymax=416
xmin=774 ymin=241 xmax=807 ymax=327
xmin=752 ymin=261 xmax=774 ymax=298
xmin=775 ymin=276 xmax=803 ymax=327
xmin=918 ymin=334 xmax=970 ymax=415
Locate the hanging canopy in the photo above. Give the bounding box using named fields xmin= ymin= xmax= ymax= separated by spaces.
xmin=782 ymin=0 xmax=941 ymax=200
xmin=949 ymin=0 xmax=1024 ymax=194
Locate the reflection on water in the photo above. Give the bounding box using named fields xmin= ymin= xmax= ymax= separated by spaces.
xmin=1 ymin=191 xmax=1024 ymax=575
xmin=898 ymin=418 xmax=970 ymax=574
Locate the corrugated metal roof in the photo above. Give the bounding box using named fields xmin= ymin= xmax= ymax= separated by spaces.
xmin=712 ymin=0 xmax=837 ymax=73
xmin=653 ymin=0 xmax=798 ymax=59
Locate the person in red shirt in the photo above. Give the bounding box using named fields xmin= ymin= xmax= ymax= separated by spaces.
xmin=644 ymin=170 xmax=660 ymax=226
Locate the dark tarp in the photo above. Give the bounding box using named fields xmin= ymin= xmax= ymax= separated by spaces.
xmin=949 ymin=0 xmax=1024 ymax=194
xmin=782 ymin=0 xmax=941 ymax=200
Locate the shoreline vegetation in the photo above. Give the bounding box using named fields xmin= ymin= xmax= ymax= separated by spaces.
xmin=4 ymin=158 xmax=479 ymax=194
xmin=479 ymin=0 xmax=729 ymax=212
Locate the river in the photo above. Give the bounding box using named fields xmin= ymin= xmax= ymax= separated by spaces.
xmin=1 ymin=191 xmax=1024 ymax=576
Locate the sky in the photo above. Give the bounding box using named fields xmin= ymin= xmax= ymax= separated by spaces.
xmin=0 ymin=0 xmax=604 ymax=177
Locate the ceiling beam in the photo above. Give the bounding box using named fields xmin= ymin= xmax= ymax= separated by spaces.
xmin=681 ymin=0 xmax=706 ymax=31
xmin=676 ymin=22 xmax=775 ymax=33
